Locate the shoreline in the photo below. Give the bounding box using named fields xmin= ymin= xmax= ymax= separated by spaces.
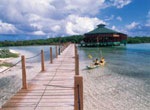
xmin=0 ymin=49 xmax=20 ymax=72
xmin=0 ymin=48 xmax=36 ymax=75
xmin=0 ymin=44 xmax=61 ymax=48
xmin=0 ymin=49 xmax=48 ymax=107
xmin=0 ymin=49 xmax=20 ymax=61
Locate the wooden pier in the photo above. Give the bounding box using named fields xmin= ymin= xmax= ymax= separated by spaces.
xmin=1 ymin=44 xmax=83 ymax=110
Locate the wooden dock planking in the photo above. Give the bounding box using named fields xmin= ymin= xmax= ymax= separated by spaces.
xmin=1 ymin=44 xmax=75 ymax=110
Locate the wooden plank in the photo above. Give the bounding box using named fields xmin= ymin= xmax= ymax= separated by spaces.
xmin=37 ymin=102 xmax=74 ymax=107
xmin=3 ymin=102 xmax=37 ymax=107
xmin=19 ymin=89 xmax=74 ymax=93
xmin=8 ymin=98 xmax=39 ymax=103
xmin=2 ymin=107 xmax=35 ymax=110
xmin=35 ymin=107 xmax=74 ymax=110
xmin=10 ymin=95 xmax=74 ymax=99
xmin=39 ymin=98 xmax=74 ymax=103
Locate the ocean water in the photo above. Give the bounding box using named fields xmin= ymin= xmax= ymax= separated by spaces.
xmin=78 ymin=43 xmax=150 ymax=110
xmin=0 ymin=44 xmax=150 ymax=109
xmin=1 ymin=45 xmax=58 ymax=62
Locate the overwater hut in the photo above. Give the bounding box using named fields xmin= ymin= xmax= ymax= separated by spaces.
xmin=80 ymin=24 xmax=127 ymax=47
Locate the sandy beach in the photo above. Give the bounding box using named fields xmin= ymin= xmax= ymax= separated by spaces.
xmin=0 ymin=50 xmax=20 ymax=72
xmin=0 ymin=49 xmax=48 ymax=107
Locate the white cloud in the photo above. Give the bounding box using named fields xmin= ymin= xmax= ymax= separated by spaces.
xmin=51 ymin=25 xmax=61 ymax=32
xmin=0 ymin=0 xmax=132 ymax=37
xmin=66 ymin=15 xmax=105 ymax=35
xmin=146 ymin=11 xmax=150 ymax=27
xmin=110 ymin=25 xmax=126 ymax=33
xmin=126 ymin=22 xmax=139 ymax=30
xmin=112 ymin=11 xmax=150 ymax=37
xmin=105 ymin=15 xmax=114 ymax=21
xmin=147 ymin=11 xmax=150 ymax=18
xmin=32 ymin=30 xmax=46 ymax=35
xmin=64 ymin=0 xmax=105 ymax=15
xmin=0 ymin=20 xmax=21 ymax=34
xmin=0 ymin=0 xmax=107 ymax=36
xmin=116 ymin=16 xmax=122 ymax=21
xmin=123 ymin=21 xmax=150 ymax=36
xmin=30 ymin=23 xmax=42 ymax=30
xmin=112 ymin=25 xmax=116 ymax=30
xmin=111 ymin=0 xmax=131 ymax=8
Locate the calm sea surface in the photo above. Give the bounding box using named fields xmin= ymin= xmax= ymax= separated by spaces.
xmin=0 ymin=43 xmax=150 ymax=109
xmin=1 ymin=45 xmax=58 ymax=62
xmin=79 ymin=43 xmax=150 ymax=78
xmin=78 ymin=43 xmax=150 ymax=110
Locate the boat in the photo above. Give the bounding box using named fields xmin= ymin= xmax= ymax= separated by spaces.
xmin=86 ymin=64 xmax=100 ymax=69
xmin=86 ymin=61 xmax=105 ymax=69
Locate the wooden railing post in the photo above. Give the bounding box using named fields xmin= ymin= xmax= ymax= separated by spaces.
xmin=62 ymin=45 xmax=64 ymax=52
xmin=77 ymin=54 xmax=79 ymax=75
xmin=21 ymin=55 xmax=27 ymax=89
xmin=75 ymin=44 xmax=77 ymax=57
xmin=59 ymin=46 xmax=61 ymax=55
xmin=50 ymin=47 xmax=53 ymax=64
xmin=74 ymin=43 xmax=76 ymax=56
xmin=41 ymin=50 xmax=45 ymax=72
xmin=75 ymin=54 xmax=79 ymax=75
xmin=56 ymin=46 xmax=58 ymax=58
xmin=74 ymin=76 xmax=83 ymax=110
xmin=61 ymin=47 xmax=62 ymax=53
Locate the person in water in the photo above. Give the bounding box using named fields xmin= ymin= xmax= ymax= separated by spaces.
xmin=94 ymin=59 xmax=100 ymax=65
xmin=100 ymin=57 xmax=104 ymax=63
xmin=100 ymin=57 xmax=105 ymax=67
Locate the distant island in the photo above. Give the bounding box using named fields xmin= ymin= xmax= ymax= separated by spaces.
xmin=0 ymin=35 xmax=150 ymax=47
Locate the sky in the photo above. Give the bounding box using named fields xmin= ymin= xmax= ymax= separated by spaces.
xmin=0 ymin=0 xmax=150 ymax=38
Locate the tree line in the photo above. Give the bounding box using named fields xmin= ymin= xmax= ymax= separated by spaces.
xmin=0 ymin=35 xmax=150 ymax=47
xmin=0 ymin=35 xmax=84 ymax=47
xmin=127 ymin=37 xmax=150 ymax=44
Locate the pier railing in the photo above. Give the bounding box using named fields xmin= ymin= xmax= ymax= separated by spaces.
xmin=74 ymin=43 xmax=83 ymax=110
xmin=0 ymin=42 xmax=70 ymax=86
xmin=0 ymin=42 xmax=84 ymax=110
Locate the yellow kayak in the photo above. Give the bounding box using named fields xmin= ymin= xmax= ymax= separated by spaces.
xmin=87 ymin=62 xmax=105 ymax=69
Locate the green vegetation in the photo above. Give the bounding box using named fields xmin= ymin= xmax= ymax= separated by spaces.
xmin=0 ymin=62 xmax=14 ymax=67
xmin=0 ymin=35 xmax=84 ymax=47
xmin=127 ymin=37 xmax=150 ymax=44
xmin=0 ymin=35 xmax=150 ymax=47
xmin=0 ymin=49 xmax=19 ymax=58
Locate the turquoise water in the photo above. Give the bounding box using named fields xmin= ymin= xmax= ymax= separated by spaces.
xmin=78 ymin=43 xmax=150 ymax=110
xmin=79 ymin=43 xmax=150 ymax=79
xmin=1 ymin=45 xmax=58 ymax=62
